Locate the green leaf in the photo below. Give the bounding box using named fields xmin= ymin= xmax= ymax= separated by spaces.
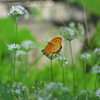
xmin=0 ymin=80 xmax=12 ymax=100
xmin=88 ymin=96 xmax=100 ymax=100
xmin=58 ymin=94 xmax=74 ymax=100
xmin=76 ymin=94 xmax=87 ymax=100
xmin=17 ymin=29 xmax=37 ymax=44
xmin=66 ymin=0 xmax=100 ymax=16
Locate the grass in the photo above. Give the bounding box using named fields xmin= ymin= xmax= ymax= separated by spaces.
xmin=0 ymin=6 xmax=100 ymax=100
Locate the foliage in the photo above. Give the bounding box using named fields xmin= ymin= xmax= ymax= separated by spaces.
xmin=0 ymin=18 xmax=37 ymax=62
xmin=0 ymin=81 xmax=100 ymax=100
xmin=67 ymin=0 xmax=100 ymax=16
xmin=1 ymin=3 xmax=100 ymax=99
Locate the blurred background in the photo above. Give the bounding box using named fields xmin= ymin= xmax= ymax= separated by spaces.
xmin=0 ymin=0 xmax=100 ymax=92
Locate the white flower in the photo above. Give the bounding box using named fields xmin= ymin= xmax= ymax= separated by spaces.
xmin=38 ymin=97 xmax=44 ymax=100
xmin=16 ymin=50 xmax=26 ymax=57
xmin=32 ymin=86 xmax=35 ymax=89
xmin=7 ymin=43 xmax=20 ymax=51
xmin=45 ymin=82 xmax=63 ymax=90
xmin=80 ymin=90 xmax=87 ymax=94
xmin=22 ymin=86 xmax=27 ymax=91
xmin=79 ymin=53 xmax=91 ymax=59
xmin=19 ymin=97 xmax=22 ymax=100
xmin=46 ymin=82 xmax=55 ymax=90
xmin=61 ymin=87 xmax=70 ymax=92
xmin=92 ymin=65 xmax=100 ymax=74
xmin=18 ymin=82 xmax=22 ymax=85
xmin=21 ymin=40 xmax=36 ymax=51
xmin=60 ymin=27 xmax=80 ymax=41
xmin=15 ymin=89 xmax=20 ymax=94
xmin=64 ymin=28 xmax=75 ymax=36
xmin=77 ymin=23 xmax=85 ymax=35
xmin=68 ymin=22 xmax=76 ymax=27
xmin=95 ymin=88 xmax=100 ymax=99
xmin=16 ymin=50 xmax=26 ymax=61
xmin=38 ymin=87 xmax=40 ymax=90
xmin=93 ymin=48 xmax=100 ymax=53
xmin=8 ymin=6 xmax=28 ymax=17
xmin=77 ymin=90 xmax=87 ymax=96
xmin=56 ymin=56 xmax=68 ymax=66
xmin=62 ymin=62 xmax=68 ymax=66
xmin=56 ymin=56 xmax=68 ymax=60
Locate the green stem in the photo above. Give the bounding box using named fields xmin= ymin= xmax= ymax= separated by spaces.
xmin=25 ymin=51 xmax=28 ymax=80
xmin=13 ymin=55 xmax=15 ymax=81
xmin=62 ymin=66 xmax=65 ymax=86
xmin=13 ymin=17 xmax=18 ymax=81
xmin=69 ymin=41 xmax=75 ymax=96
xmin=15 ymin=18 xmax=18 ymax=44
xmin=84 ymin=62 xmax=86 ymax=90
xmin=11 ymin=55 xmax=13 ymax=81
xmin=62 ymin=66 xmax=65 ymax=100
xmin=94 ymin=68 xmax=98 ymax=91
xmin=94 ymin=75 xmax=97 ymax=91
xmin=51 ymin=59 xmax=53 ymax=82
xmin=19 ymin=62 xmax=22 ymax=81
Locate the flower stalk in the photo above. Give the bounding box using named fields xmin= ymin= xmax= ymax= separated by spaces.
xmin=93 ymin=48 xmax=100 ymax=91
xmin=19 ymin=62 xmax=22 ymax=81
xmin=84 ymin=62 xmax=86 ymax=90
xmin=51 ymin=59 xmax=53 ymax=82
xmin=69 ymin=40 xmax=75 ymax=96
xmin=62 ymin=66 xmax=65 ymax=86
xmin=93 ymin=65 xmax=99 ymax=91
xmin=15 ymin=17 xmax=18 ymax=44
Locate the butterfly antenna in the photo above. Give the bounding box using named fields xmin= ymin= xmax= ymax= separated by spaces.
xmin=42 ymin=35 xmax=49 ymax=43
xmin=57 ymin=17 xmax=67 ymax=27
xmin=45 ymin=35 xmax=49 ymax=42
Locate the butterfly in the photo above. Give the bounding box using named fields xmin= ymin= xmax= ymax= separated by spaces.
xmin=44 ymin=37 xmax=62 ymax=55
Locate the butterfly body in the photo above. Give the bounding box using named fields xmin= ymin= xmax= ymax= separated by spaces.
xmin=44 ymin=37 xmax=62 ymax=55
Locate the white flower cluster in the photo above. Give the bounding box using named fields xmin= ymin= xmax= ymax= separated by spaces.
xmin=77 ymin=90 xmax=87 ymax=97
xmin=16 ymin=50 xmax=26 ymax=61
xmin=21 ymin=40 xmax=36 ymax=51
xmin=93 ymin=48 xmax=100 ymax=53
xmin=17 ymin=82 xmax=22 ymax=85
xmin=22 ymin=86 xmax=27 ymax=91
xmin=43 ymin=52 xmax=60 ymax=60
xmin=12 ymin=82 xmax=27 ymax=95
xmin=60 ymin=27 xmax=80 ymax=41
xmin=15 ymin=89 xmax=20 ymax=95
xmin=95 ymin=88 xmax=100 ymax=99
xmin=68 ymin=22 xmax=76 ymax=27
xmin=64 ymin=28 xmax=75 ymax=36
xmin=45 ymin=82 xmax=62 ymax=90
xmin=16 ymin=50 xmax=26 ymax=57
xmin=7 ymin=43 xmax=20 ymax=51
xmin=62 ymin=62 xmax=69 ymax=66
xmin=56 ymin=56 xmax=68 ymax=66
xmin=77 ymin=23 xmax=85 ymax=35
xmin=8 ymin=6 xmax=28 ymax=17
xmin=79 ymin=53 xmax=91 ymax=59
xmin=92 ymin=65 xmax=100 ymax=74
xmin=45 ymin=82 xmax=70 ymax=92
xmin=80 ymin=90 xmax=87 ymax=94
xmin=56 ymin=56 xmax=68 ymax=60
xmin=36 ymin=82 xmax=69 ymax=100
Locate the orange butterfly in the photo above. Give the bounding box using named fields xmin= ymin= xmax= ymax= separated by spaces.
xmin=44 ymin=37 xmax=62 ymax=55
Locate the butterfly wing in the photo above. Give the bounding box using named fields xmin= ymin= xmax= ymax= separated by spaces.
xmin=50 ymin=37 xmax=62 ymax=53
xmin=44 ymin=44 xmax=52 ymax=55
xmin=50 ymin=37 xmax=62 ymax=43
xmin=44 ymin=37 xmax=62 ymax=55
